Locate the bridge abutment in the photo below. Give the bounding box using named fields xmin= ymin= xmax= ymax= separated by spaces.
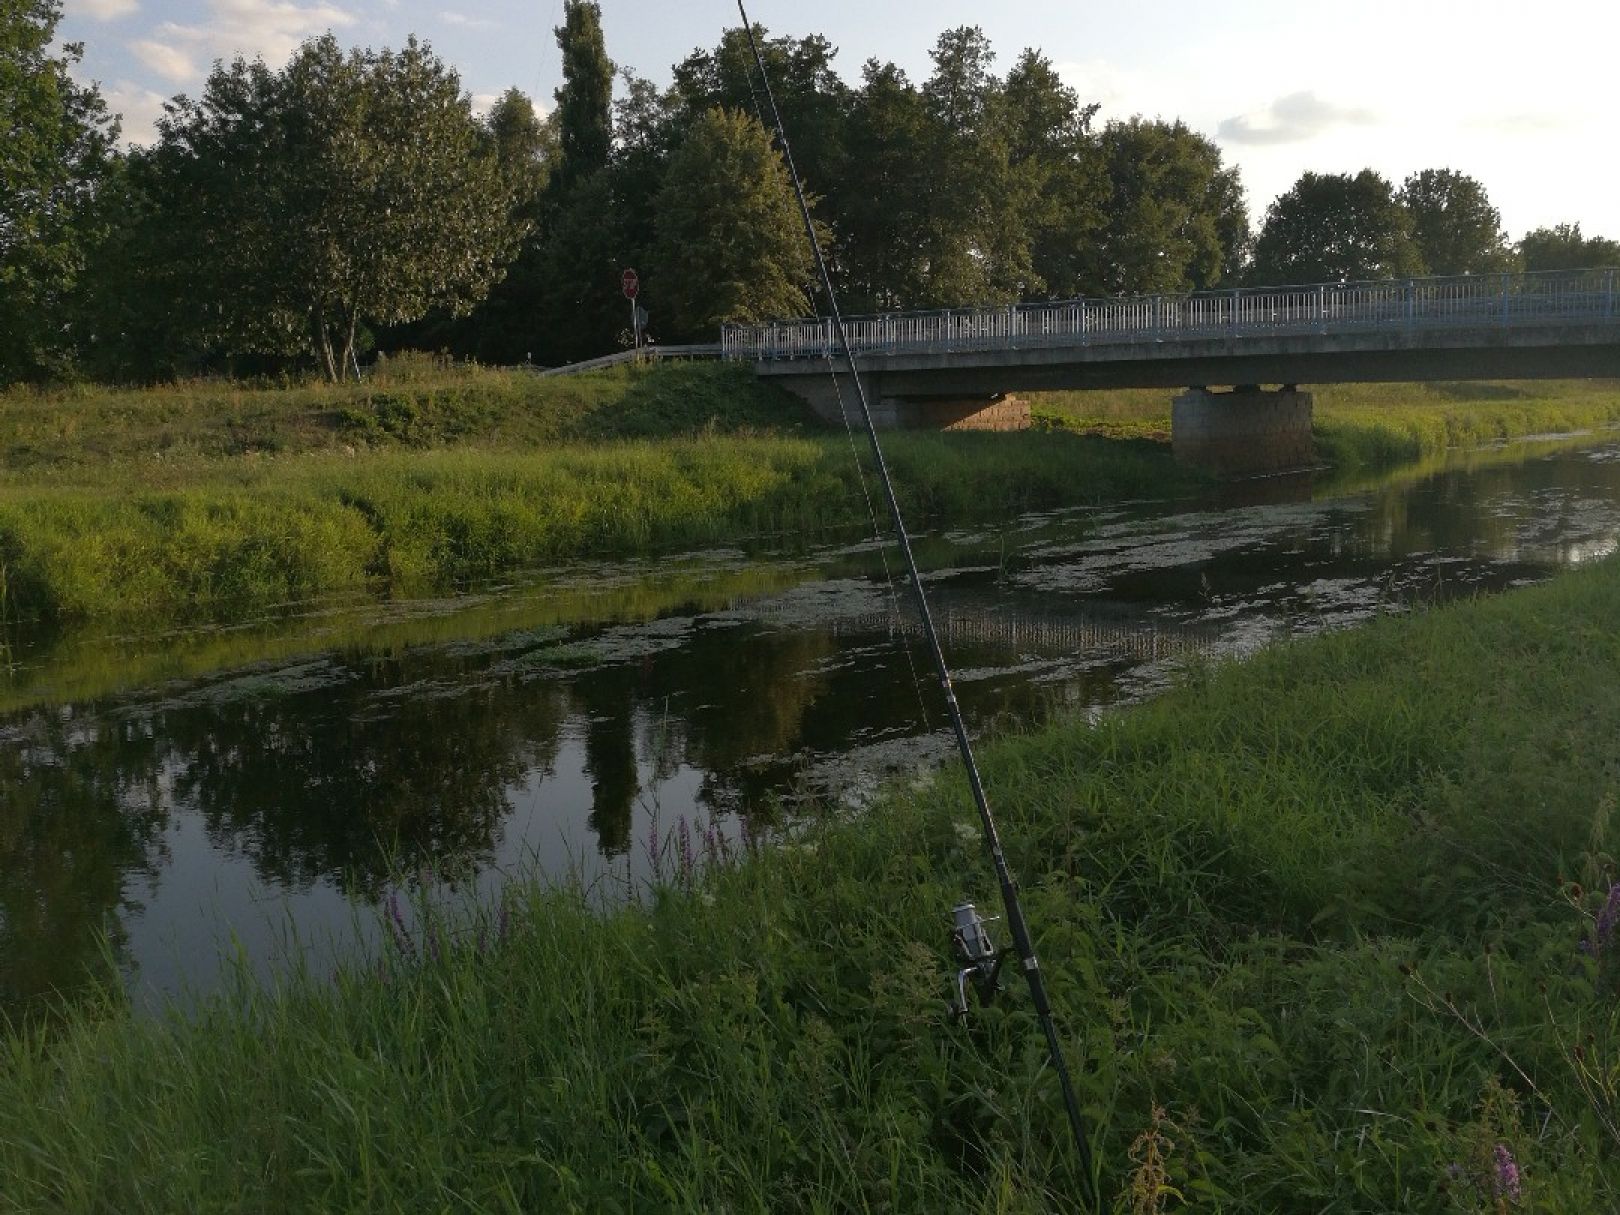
xmin=777 ymin=374 xmax=1029 ymax=432
xmin=1172 ymin=387 xmax=1315 ymax=476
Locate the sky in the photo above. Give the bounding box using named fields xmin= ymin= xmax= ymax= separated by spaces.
xmin=57 ymin=0 xmax=1620 ymax=241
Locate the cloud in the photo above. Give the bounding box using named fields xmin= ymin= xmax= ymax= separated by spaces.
xmin=103 ymin=80 xmax=168 ymax=145
xmin=131 ymin=38 xmax=196 ymax=82
xmin=131 ymin=0 xmax=357 ymax=87
xmin=468 ymin=91 xmax=499 ymax=116
xmin=1467 ymin=112 xmax=1569 ymax=136
xmin=439 ymin=10 xmax=494 ymax=28
xmin=1217 ymin=91 xmax=1378 ymax=146
xmin=73 ymin=0 xmax=139 ymax=19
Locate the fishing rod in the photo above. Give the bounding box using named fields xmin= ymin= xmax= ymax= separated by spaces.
xmin=732 ymin=3 xmax=1098 ymax=1201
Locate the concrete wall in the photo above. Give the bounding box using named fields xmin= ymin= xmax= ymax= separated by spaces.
xmin=777 ymin=373 xmax=1029 ymax=431
xmin=1172 ymin=388 xmax=1314 ymax=476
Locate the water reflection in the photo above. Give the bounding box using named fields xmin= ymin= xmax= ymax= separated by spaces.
xmin=6 ymin=436 xmax=1620 ymax=1018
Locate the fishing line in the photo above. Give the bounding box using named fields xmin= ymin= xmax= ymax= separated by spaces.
xmin=822 ymin=350 xmax=935 ymax=733
xmin=733 ymin=3 xmax=1097 ymax=1200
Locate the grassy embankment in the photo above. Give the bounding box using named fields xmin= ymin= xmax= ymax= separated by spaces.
xmin=5 ymin=555 xmax=1619 ymax=1211
xmin=0 ymin=360 xmax=1188 ymax=624
xmin=1031 ymin=378 xmax=1620 ymax=467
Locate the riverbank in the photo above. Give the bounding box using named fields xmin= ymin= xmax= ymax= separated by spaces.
xmin=0 ymin=362 xmax=1192 ymax=623
xmin=5 ymin=555 xmax=1617 ymax=1210
xmin=4 ymin=368 xmax=1616 ymax=627
xmin=1032 ymin=378 xmax=1620 ymax=464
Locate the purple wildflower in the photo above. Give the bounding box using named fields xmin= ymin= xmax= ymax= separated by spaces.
xmin=1596 ymin=884 xmax=1620 ymax=952
xmin=677 ymin=815 xmax=696 ymax=881
xmin=704 ymin=822 xmax=721 ymax=864
xmin=386 ymin=890 xmax=414 ymax=958
xmin=1493 ymin=1143 xmax=1522 ymax=1204
xmin=645 ymin=814 xmax=662 ymax=880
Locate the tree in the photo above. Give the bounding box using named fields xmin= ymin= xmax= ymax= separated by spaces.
xmin=1087 ymin=119 xmax=1249 ymax=295
xmin=1397 ymin=169 xmax=1515 ymax=274
xmin=551 ymin=0 xmax=613 ymax=196
xmin=837 ymin=60 xmax=932 ymax=311
xmin=1250 ymin=170 xmax=1421 ymax=284
xmin=133 ymin=35 xmax=525 ymax=380
xmin=1000 ymin=49 xmax=1104 ymax=300
xmin=0 ymin=0 xmax=117 ymax=382
xmin=913 ymin=26 xmax=1026 ymax=305
xmin=652 ymin=108 xmax=812 ymax=339
xmin=1518 ymin=223 xmax=1620 ymax=272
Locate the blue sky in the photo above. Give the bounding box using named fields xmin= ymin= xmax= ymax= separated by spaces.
xmin=59 ymin=0 xmax=1620 ymax=240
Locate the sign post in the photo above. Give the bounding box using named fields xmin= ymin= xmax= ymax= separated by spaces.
xmin=621 ymin=268 xmax=641 ymax=351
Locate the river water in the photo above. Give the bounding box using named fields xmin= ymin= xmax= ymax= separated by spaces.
xmin=5 ymin=434 xmax=1620 ymax=1019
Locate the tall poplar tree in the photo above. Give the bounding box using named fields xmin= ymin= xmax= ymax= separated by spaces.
xmin=551 ymin=1 xmax=613 ymax=195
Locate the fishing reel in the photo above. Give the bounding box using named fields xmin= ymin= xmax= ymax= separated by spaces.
xmin=949 ymin=902 xmax=1009 ymax=1021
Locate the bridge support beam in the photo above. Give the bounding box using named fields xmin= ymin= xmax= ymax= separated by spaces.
xmin=779 ymin=373 xmax=1030 ymax=432
xmin=1172 ymin=386 xmax=1315 ymax=476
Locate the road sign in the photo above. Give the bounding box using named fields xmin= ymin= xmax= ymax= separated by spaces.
xmin=621 ymin=268 xmax=639 ymax=300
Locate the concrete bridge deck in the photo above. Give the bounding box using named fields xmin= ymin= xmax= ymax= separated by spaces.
xmin=723 ymin=269 xmax=1620 ymax=472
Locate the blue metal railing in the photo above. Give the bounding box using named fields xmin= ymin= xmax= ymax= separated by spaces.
xmin=722 ymin=268 xmax=1620 ymax=362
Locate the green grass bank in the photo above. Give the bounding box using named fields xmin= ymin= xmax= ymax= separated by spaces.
xmin=1032 ymin=378 xmax=1620 ymax=466
xmin=5 ymin=559 xmax=1618 ymax=1211
xmin=0 ymin=362 xmax=1191 ymax=624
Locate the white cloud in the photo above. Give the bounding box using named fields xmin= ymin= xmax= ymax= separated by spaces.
xmin=1217 ymin=91 xmax=1378 ymax=147
xmin=103 ymin=80 xmax=168 ymax=146
xmin=131 ymin=38 xmax=196 ymax=82
xmin=132 ymin=0 xmax=358 ymax=88
xmin=439 ymin=10 xmax=494 ymax=29
xmin=73 ymin=0 xmax=139 ymax=19
xmin=468 ymin=91 xmax=499 ymax=116
xmin=1467 ymin=112 xmax=1570 ymax=137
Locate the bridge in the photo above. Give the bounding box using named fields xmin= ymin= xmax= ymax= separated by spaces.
xmin=722 ymin=269 xmax=1620 ymax=474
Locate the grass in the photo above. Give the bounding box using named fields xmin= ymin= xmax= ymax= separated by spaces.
xmin=4 ymin=556 xmax=1620 ymax=1210
xmin=1032 ymin=379 xmax=1620 ymax=467
xmin=0 ymin=357 xmax=813 ymax=475
xmin=0 ymin=428 xmax=1192 ymax=624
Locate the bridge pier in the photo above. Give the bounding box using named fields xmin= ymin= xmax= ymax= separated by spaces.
xmin=778 ymin=374 xmax=1030 ymax=432
xmin=1172 ymin=386 xmax=1315 ymax=476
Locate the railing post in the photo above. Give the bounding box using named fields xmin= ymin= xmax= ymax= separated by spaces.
xmin=1501 ymin=272 xmax=1511 ymax=327
xmin=1316 ymin=284 xmax=1326 ymax=334
xmin=1405 ymin=280 xmax=1415 ymax=330
xmin=1607 ymin=269 xmax=1616 ymax=320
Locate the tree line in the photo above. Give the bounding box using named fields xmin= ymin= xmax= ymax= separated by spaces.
xmin=4 ymin=0 xmax=1619 ymax=385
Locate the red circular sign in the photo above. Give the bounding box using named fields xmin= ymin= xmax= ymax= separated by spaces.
xmin=621 ymin=268 xmax=639 ymax=300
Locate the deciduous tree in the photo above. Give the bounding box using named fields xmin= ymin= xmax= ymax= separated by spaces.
xmin=1397 ymin=169 xmax=1515 ymax=275
xmin=551 ymin=0 xmax=613 ymax=196
xmin=1250 ymin=169 xmax=1420 ymax=284
xmin=1518 ymin=223 xmax=1620 ymax=272
xmin=652 ymin=108 xmax=812 ymax=338
xmin=136 ymin=35 xmax=525 ymax=380
xmin=0 ymin=0 xmax=117 ymax=382
xmin=1088 ymin=119 xmax=1248 ymax=295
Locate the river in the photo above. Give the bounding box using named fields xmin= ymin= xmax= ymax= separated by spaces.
xmin=5 ymin=432 xmax=1620 ymax=1019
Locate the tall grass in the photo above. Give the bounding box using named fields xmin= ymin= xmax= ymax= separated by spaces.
xmin=0 ymin=432 xmax=1191 ymax=623
xmin=5 ymin=556 xmax=1620 ymax=1210
xmin=0 ymin=360 xmax=811 ymax=475
xmin=1032 ymin=379 xmax=1620 ymax=469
